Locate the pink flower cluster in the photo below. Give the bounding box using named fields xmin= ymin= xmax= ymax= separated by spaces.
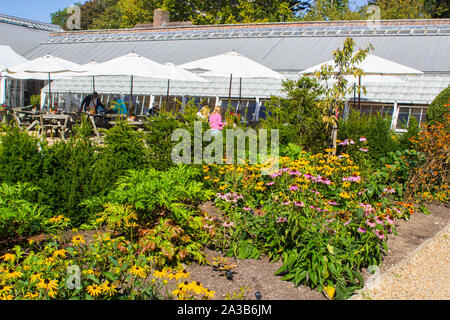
xmin=276 ymin=217 xmax=288 ymax=223
xmin=383 ymin=187 xmax=396 ymax=194
xmin=294 ymin=201 xmax=305 ymax=207
xmin=339 ymin=139 xmax=355 ymax=146
xmin=373 ymin=229 xmax=385 ymax=240
xmin=342 ymin=176 xmax=361 ymax=183
xmin=216 ymin=192 xmax=243 ymax=203
xmin=358 ymin=203 xmax=376 ymax=215
xmin=309 ymin=206 xmax=328 ymax=213
xmin=304 ymin=174 xmax=331 ymax=185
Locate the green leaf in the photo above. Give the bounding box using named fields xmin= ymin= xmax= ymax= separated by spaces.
xmin=103 ymin=271 xmax=116 ymax=282
xmin=85 ymin=273 xmax=99 ymax=284
xmin=326 ymin=244 xmax=334 ymax=255
xmin=286 ymin=250 xmax=298 ymax=270
xmin=309 ymin=268 xmax=318 ymax=285
xmin=281 ymin=273 xmax=295 ymax=281
xmin=294 ymin=270 xmax=307 ymax=287
xmin=109 ymin=256 xmax=119 ymax=267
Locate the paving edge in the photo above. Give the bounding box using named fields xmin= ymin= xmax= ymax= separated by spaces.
xmin=348 ymin=222 xmax=450 ymax=300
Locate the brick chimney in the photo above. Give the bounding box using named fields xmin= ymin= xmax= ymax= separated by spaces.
xmin=153 ymin=9 xmax=169 ymax=28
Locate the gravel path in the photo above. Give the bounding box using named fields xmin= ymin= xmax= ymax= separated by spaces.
xmin=351 ymin=223 xmax=450 ymax=300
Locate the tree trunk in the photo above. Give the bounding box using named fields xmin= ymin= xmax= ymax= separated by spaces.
xmin=331 ymin=123 xmax=338 ymax=155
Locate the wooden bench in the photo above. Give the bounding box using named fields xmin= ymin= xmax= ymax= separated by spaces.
xmin=39 ymin=114 xmax=71 ymax=139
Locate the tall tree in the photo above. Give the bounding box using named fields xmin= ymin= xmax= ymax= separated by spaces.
xmin=424 ymin=0 xmax=450 ymax=18
xmin=303 ymin=0 xmax=367 ymax=20
xmin=367 ymin=0 xmax=431 ymax=19
xmin=316 ymin=37 xmax=373 ymax=153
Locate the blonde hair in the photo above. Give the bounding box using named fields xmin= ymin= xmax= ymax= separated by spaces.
xmin=213 ymin=106 xmax=222 ymax=114
xmin=199 ymin=106 xmax=210 ymax=118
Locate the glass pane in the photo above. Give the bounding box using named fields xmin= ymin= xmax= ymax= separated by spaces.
xmin=410 ymin=108 xmax=422 ymax=125
xmin=396 ymin=107 xmax=410 ymax=129
xmin=360 ymin=105 xmax=371 ymax=115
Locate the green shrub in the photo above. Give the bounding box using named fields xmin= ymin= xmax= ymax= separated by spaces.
xmin=37 ymin=132 xmax=97 ymax=226
xmin=260 ymin=77 xmax=329 ymax=152
xmin=0 ymin=182 xmax=52 ymax=241
xmin=144 ymin=113 xmax=188 ymax=170
xmin=0 ymin=127 xmax=43 ymax=184
xmin=398 ymin=116 xmax=420 ymax=150
xmin=338 ymin=111 xmax=399 ymax=167
xmin=426 ymin=86 xmax=450 ymax=124
xmin=84 ymin=165 xmax=214 ymax=268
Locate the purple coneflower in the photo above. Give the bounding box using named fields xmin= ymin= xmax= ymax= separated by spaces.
xmin=358 ymin=227 xmax=367 ymax=234
xmin=289 ymin=185 xmax=299 ymax=191
xmin=222 ymin=221 xmax=235 ymax=228
xmin=374 ymin=229 xmax=385 ymax=240
xmin=366 ymin=218 xmax=376 ymax=228
xmin=294 ymin=201 xmax=304 ymax=207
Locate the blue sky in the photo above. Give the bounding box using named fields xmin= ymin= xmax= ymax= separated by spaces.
xmin=1 ymin=0 xmax=370 ymax=24
xmin=0 ymin=0 xmax=79 ymax=23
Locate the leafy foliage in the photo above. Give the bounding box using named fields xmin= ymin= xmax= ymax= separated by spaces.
xmin=338 ymin=111 xmax=400 ymax=167
xmin=426 ymin=86 xmax=450 ymax=125
xmin=86 ymin=165 xmax=214 ymax=267
xmin=0 ymin=127 xmax=43 ymax=185
xmin=0 ymin=183 xmax=52 ymax=241
xmin=261 ymin=76 xmax=329 ymax=152
xmin=205 ymin=151 xmax=417 ymax=298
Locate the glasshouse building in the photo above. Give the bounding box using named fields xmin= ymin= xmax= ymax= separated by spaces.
xmin=1 ymin=13 xmax=449 ymax=131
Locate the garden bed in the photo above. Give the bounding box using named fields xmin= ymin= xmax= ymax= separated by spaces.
xmin=185 ymin=203 xmax=449 ymax=300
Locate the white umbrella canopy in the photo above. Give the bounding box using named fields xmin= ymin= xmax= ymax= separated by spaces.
xmin=180 ymin=51 xmax=284 ymax=111
xmin=163 ymin=62 xmax=207 ymax=82
xmin=84 ymin=53 xmax=171 ymax=79
xmin=6 ymin=55 xmax=84 ymax=109
xmin=0 ymin=46 xmax=28 ymax=105
xmin=7 ymin=54 xmax=84 ymax=74
xmin=301 ymin=54 xmax=423 ymax=76
xmin=180 ymin=51 xmax=284 ymax=79
xmin=162 ymin=62 xmax=207 ymax=111
xmin=78 ymin=53 xmax=199 ymax=116
xmin=301 ymin=54 xmax=417 ymax=110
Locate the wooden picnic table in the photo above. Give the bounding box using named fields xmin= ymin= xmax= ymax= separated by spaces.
xmin=13 ymin=109 xmax=45 ymax=131
xmin=39 ymin=114 xmax=71 ymax=139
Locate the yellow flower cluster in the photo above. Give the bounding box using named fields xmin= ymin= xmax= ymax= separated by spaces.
xmin=172 ymin=281 xmax=215 ymax=300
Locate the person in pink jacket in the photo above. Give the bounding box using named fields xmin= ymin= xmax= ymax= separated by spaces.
xmin=209 ymin=106 xmax=225 ymax=135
